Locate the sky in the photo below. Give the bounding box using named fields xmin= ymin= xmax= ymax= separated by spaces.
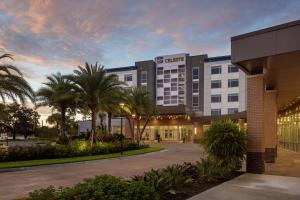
xmin=0 ymin=0 xmax=300 ymax=121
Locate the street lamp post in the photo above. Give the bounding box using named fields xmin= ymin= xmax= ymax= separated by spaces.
xmin=120 ymin=103 xmax=125 ymax=155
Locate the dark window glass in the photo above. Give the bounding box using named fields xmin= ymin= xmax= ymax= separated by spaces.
xmin=157 ymin=79 xmax=163 ymax=88
xmin=211 ymin=109 xmax=221 ymax=116
xmin=228 ymin=93 xmax=239 ymax=102
xmin=211 ymin=95 xmax=221 ymax=103
xmin=124 ymin=74 xmax=132 ymax=82
xmin=157 ymin=67 xmax=163 ymax=75
xmin=141 ymin=71 xmax=147 ymax=83
xmin=211 ymin=66 xmax=221 ymax=74
xmin=211 ymin=80 xmax=221 ymax=88
xmin=228 ymin=79 xmax=239 ymax=87
xmin=228 ymin=108 xmax=239 ymax=114
xmin=192 ymin=67 xmax=199 ymax=79
xmin=228 ymin=64 xmax=239 ymax=73
xmin=192 ymin=96 xmax=199 ymax=107
xmin=192 ymin=82 xmax=199 ymax=93
xmin=171 ymin=69 xmax=177 ymax=74
xmin=157 ymin=96 xmax=163 ymax=101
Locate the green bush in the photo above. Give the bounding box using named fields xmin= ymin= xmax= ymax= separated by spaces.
xmin=201 ymin=119 xmax=247 ymax=168
xmin=133 ymin=164 xmax=192 ymax=199
xmin=196 ymin=158 xmax=234 ymax=182
xmin=0 ymin=141 xmax=148 ymax=162
xmin=26 ymin=175 xmax=157 ymax=200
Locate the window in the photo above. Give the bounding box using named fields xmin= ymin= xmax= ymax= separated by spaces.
xmin=124 ymin=74 xmax=132 ymax=82
xmin=164 ymin=130 xmax=173 ymax=139
xmin=192 ymin=67 xmax=199 ymax=80
xmin=211 ymin=65 xmax=221 ymax=74
xmin=228 ymin=93 xmax=239 ymax=102
xmin=171 ymin=83 xmax=177 ymax=91
xmin=164 ymin=87 xmax=170 ymax=95
xmin=211 ymin=80 xmax=221 ymax=88
xmin=211 ymin=94 xmax=221 ymax=103
xmin=171 ymin=96 xmax=177 ymax=104
xmin=157 ymin=96 xmax=163 ymax=101
xmin=171 ymin=78 xmax=177 ymax=83
xmin=171 ymin=69 xmax=177 ymax=74
xmin=211 ymin=109 xmax=221 ymax=116
xmin=141 ymin=71 xmax=147 ymax=84
xmin=164 ymin=95 xmax=170 ymax=104
xmin=192 ymin=96 xmax=199 ymax=107
xmin=157 ymin=79 xmax=163 ymax=88
xmin=228 ymin=64 xmax=239 ymax=73
xmin=157 ymin=67 xmax=163 ymax=75
xmin=228 ymin=108 xmax=239 ymax=114
xmin=228 ymin=79 xmax=239 ymax=87
xmin=192 ymin=82 xmax=199 ymax=93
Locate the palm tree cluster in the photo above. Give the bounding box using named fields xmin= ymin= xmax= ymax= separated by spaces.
xmin=36 ymin=62 xmax=156 ymax=145
xmin=0 ymin=52 xmax=156 ymax=145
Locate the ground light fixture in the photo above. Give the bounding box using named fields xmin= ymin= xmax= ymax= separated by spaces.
xmin=119 ymin=102 xmax=125 ymax=155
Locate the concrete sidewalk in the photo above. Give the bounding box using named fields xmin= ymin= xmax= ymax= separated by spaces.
xmin=189 ymin=173 xmax=300 ymax=200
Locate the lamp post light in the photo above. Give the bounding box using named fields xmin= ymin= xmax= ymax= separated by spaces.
xmin=120 ymin=102 xmax=125 ymax=155
xmin=132 ymin=114 xmax=136 ymax=141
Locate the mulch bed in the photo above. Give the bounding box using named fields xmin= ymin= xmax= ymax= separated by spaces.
xmin=171 ymin=171 xmax=244 ymax=200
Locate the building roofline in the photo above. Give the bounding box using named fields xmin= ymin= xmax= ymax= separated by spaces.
xmin=204 ymin=55 xmax=231 ymax=62
xmin=231 ymin=19 xmax=300 ymax=41
xmin=106 ymin=66 xmax=137 ymax=73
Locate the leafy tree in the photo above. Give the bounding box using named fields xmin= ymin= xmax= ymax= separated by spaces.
xmin=0 ymin=53 xmax=34 ymax=104
xmin=36 ymin=73 xmax=78 ymax=137
xmin=68 ymin=62 xmax=121 ymax=144
xmin=124 ymin=87 xmax=156 ymax=144
xmin=3 ymin=103 xmax=40 ymax=139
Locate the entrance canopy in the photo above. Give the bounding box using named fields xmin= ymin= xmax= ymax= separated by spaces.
xmin=231 ymin=20 xmax=300 ymax=110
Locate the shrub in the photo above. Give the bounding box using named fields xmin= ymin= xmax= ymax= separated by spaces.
xmin=201 ymin=119 xmax=247 ymax=168
xmin=196 ymin=158 xmax=234 ymax=183
xmin=36 ymin=126 xmax=58 ymax=139
xmin=0 ymin=140 xmax=147 ymax=162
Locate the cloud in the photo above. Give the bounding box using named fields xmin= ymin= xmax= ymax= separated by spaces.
xmin=0 ymin=0 xmax=299 ymax=87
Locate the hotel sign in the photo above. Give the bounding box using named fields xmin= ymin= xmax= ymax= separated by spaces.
xmin=156 ymin=54 xmax=186 ymax=65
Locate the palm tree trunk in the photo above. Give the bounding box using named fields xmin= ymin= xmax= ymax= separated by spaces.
xmin=60 ymin=108 xmax=66 ymax=137
xmin=136 ymin=116 xmax=140 ymax=145
xmin=126 ymin=116 xmax=134 ymax=139
xmin=90 ymin=106 xmax=97 ymax=145
xmin=140 ymin=116 xmax=150 ymax=141
xmin=108 ymin=112 xmax=112 ymax=134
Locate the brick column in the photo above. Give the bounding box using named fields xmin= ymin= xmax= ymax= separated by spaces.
xmin=246 ymin=75 xmax=265 ymax=173
xmin=264 ymin=90 xmax=277 ymax=163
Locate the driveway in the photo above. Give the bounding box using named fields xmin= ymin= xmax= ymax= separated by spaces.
xmin=0 ymin=143 xmax=202 ymax=200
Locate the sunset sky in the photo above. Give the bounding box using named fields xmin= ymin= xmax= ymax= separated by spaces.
xmin=0 ymin=0 xmax=300 ymax=121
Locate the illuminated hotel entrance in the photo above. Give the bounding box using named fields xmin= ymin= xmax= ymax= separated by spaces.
xmin=278 ymin=104 xmax=300 ymax=153
xmin=142 ymin=125 xmax=194 ymax=142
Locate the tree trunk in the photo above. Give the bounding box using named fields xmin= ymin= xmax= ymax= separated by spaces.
xmin=136 ymin=116 xmax=140 ymax=145
xmin=108 ymin=112 xmax=112 ymax=134
xmin=60 ymin=108 xmax=66 ymax=137
xmin=90 ymin=106 xmax=97 ymax=145
xmin=140 ymin=116 xmax=150 ymax=141
xmin=126 ymin=116 xmax=134 ymax=139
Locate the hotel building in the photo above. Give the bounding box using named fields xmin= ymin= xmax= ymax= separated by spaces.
xmin=79 ymin=53 xmax=247 ymax=142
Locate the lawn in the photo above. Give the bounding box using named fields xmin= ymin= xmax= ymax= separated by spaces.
xmin=0 ymin=146 xmax=164 ymax=169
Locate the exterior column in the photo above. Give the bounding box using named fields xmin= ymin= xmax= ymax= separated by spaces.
xmin=246 ymin=74 xmax=265 ymax=173
xmin=264 ymin=90 xmax=277 ymax=163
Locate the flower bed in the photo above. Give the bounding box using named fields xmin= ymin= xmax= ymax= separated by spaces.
xmin=0 ymin=140 xmax=147 ymax=162
xmin=22 ymin=161 xmax=242 ymax=200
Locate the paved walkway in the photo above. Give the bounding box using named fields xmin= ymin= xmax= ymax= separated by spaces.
xmin=188 ymin=173 xmax=300 ymax=200
xmin=0 ymin=143 xmax=202 ymax=200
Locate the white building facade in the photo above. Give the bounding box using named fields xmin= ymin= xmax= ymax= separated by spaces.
xmin=203 ymin=56 xmax=246 ymax=116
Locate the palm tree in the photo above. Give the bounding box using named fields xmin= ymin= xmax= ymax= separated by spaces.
xmin=46 ymin=113 xmax=61 ymax=131
xmin=68 ymin=62 xmax=121 ymax=144
xmin=36 ymin=73 xmax=78 ymax=136
xmin=0 ymin=53 xmax=34 ymax=103
xmin=124 ymin=87 xmax=156 ymax=144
